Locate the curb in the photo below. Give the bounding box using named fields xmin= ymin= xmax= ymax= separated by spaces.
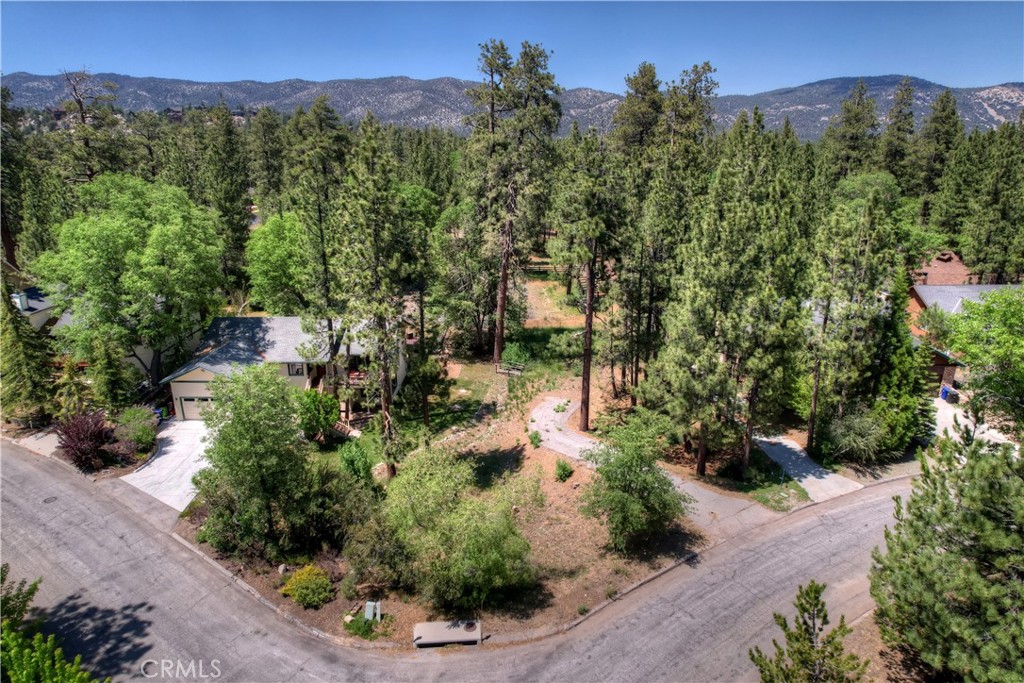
xmin=2 ymin=435 xmax=78 ymax=475
xmin=169 ymin=532 xmax=399 ymax=651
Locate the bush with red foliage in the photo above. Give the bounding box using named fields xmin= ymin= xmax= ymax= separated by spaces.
xmin=56 ymin=411 xmax=113 ymax=471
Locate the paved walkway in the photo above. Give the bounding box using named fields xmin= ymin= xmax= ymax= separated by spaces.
xmin=121 ymin=420 xmax=208 ymax=511
xmin=9 ymin=428 xmax=61 ymax=458
xmin=530 ymin=397 xmax=780 ymax=541
xmin=755 ymin=437 xmax=863 ymax=503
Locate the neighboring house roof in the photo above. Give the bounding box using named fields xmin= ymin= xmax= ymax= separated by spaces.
xmin=161 ymin=316 xmax=368 ymax=383
xmin=913 ymin=251 xmax=973 ymax=285
xmin=911 ymin=284 xmax=1017 ymax=315
xmin=13 ymin=287 xmax=55 ymax=316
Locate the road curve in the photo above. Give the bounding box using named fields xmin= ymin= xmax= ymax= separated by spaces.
xmin=1 ymin=442 xmax=909 ymax=682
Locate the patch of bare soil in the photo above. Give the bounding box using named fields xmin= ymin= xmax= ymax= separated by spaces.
xmin=177 ymin=371 xmax=697 ymax=649
xmin=524 ymin=280 xmax=585 ymax=329
xmin=838 ymin=451 xmax=922 ymax=486
xmin=845 ymin=613 xmax=949 ymax=682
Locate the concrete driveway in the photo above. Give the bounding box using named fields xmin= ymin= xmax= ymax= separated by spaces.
xmin=932 ymin=397 xmax=1014 ymax=446
xmin=121 ymin=421 xmax=208 ymax=512
xmin=531 ymin=397 xmax=781 ymax=540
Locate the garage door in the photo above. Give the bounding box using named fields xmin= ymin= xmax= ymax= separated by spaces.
xmin=180 ymin=397 xmax=213 ymax=420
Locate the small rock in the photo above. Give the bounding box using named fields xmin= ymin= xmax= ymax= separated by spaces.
xmin=343 ymin=615 xmax=354 ymax=624
xmin=572 ymin=482 xmax=580 ymax=490
xmin=277 ymin=564 xmax=286 ymax=575
xmin=371 ymin=462 xmax=391 ymax=482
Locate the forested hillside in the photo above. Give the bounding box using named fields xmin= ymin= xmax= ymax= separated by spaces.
xmin=4 ymin=70 xmax=1021 ymax=139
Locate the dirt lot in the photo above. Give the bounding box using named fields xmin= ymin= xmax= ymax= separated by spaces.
xmin=176 ymin=374 xmax=699 ymax=648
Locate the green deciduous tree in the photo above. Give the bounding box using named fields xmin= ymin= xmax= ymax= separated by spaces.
xmin=380 ymin=447 xmax=540 ymax=608
xmin=946 ymin=287 xmax=1024 ymax=436
xmin=870 ymin=430 xmax=1023 ymax=682
xmin=1 ymin=564 xmax=103 ymax=683
xmin=34 ymin=174 xmax=224 ymax=386
xmin=193 ymin=364 xmax=310 ymax=557
xmin=749 ymin=580 xmax=867 ymax=683
xmin=580 ymin=435 xmax=690 ymax=553
xmin=244 ymin=212 xmax=308 ymax=314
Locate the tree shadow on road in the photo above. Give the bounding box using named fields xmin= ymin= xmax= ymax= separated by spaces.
xmin=32 ymin=593 xmax=154 ymax=679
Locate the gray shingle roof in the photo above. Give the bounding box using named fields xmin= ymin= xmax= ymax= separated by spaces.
xmin=161 ymin=317 xmax=367 ymax=383
xmin=912 ymin=284 xmax=1018 ymax=314
xmin=15 ymin=287 xmax=55 ymax=315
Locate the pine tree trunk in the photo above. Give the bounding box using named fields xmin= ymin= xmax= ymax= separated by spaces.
xmin=579 ymin=246 xmax=597 ymax=432
xmin=493 ymin=211 xmax=513 ymax=365
xmin=419 ymin=287 xmax=429 ymax=427
xmin=806 ymin=300 xmax=831 ymax=454
xmin=742 ymin=381 xmax=760 ymax=474
xmin=696 ymin=423 xmax=708 ymax=477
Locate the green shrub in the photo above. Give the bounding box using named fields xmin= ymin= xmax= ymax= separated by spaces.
xmin=501 ymin=342 xmax=531 ymax=368
xmin=115 ymin=406 xmax=158 ymax=452
xmin=577 ymin=604 xmax=590 ymax=615
xmin=581 ymin=444 xmax=691 ymax=553
xmin=553 ymin=401 xmax=568 ymax=413
xmin=819 ymin=407 xmax=895 ymax=464
xmin=343 ymin=613 xmax=378 ymax=640
xmin=298 ymin=390 xmax=340 ymax=443
xmin=555 ymin=458 xmax=574 ymax=482
xmin=529 ymin=430 xmax=542 ymax=449
xmin=280 ymin=565 xmax=334 ymax=609
xmin=381 ymin=448 xmax=539 ymax=609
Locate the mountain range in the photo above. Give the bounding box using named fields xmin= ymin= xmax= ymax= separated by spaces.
xmin=3 ymin=71 xmax=1022 ymax=140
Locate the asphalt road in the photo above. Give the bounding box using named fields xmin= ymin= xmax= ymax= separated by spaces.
xmin=1 ymin=442 xmax=910 ymax=683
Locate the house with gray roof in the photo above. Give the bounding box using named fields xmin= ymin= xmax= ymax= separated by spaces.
xmin=909 ymin=284 xmax=1015 ymax=316
xmin=9 ymin=286 xmax=58 ymax=331
xmin=908 ymin=284 xmax=1019 ymax=386
xmin=161 ymin=316 xmax=406 ymax=421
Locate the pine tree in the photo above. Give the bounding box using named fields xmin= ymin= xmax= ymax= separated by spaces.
xmin=248 ymin=107 xmax=286 ymax=218
xmin=960 ymin=121 xmax=1024 ymax=283
xmin=466 ymin=39 xmax=562 ymax=364
xmin=1 ymin=86 xmax=25 ymax=268
xmin=805 ymin=188 xmax=899 ymax=454
xmin=750 ymin=580 xmax=867 ymax=683
xmin=336 ymin=114 xmax=408 ymax=465
xmin=915 ymin=88 xmax=964 ymax=197
xmin=53 ymin=355 xmax=89 ymax=421
xmin=870 ymin=431 xmax=1024 ymax=682
xmin=550 ymin=125 xmax=623 ymax=431
xmin=284 ymin=96 xmax=352 ymax=399
xmin=818 ymin=79 xmax=880 ymax=186
xmin=877 ymin=77 xmax=917 ymax=194
xmin=0 ymin=281 xmax=54 ymax=421
xmin=202 ymin=104 xmax=251 ymax=289
xmin=648 ymin=111 xmax=806 ymax=473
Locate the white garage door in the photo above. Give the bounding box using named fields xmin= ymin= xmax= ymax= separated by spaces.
xmin=180 ymin=397 xmax=213 ymax=420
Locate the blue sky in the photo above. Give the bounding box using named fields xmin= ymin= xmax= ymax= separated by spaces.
xmin=2 ymin=2 xmax=1021 ymax=94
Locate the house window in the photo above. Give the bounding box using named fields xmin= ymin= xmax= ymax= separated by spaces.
xmin=288 ymin=363 xmax=305 ymax=376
